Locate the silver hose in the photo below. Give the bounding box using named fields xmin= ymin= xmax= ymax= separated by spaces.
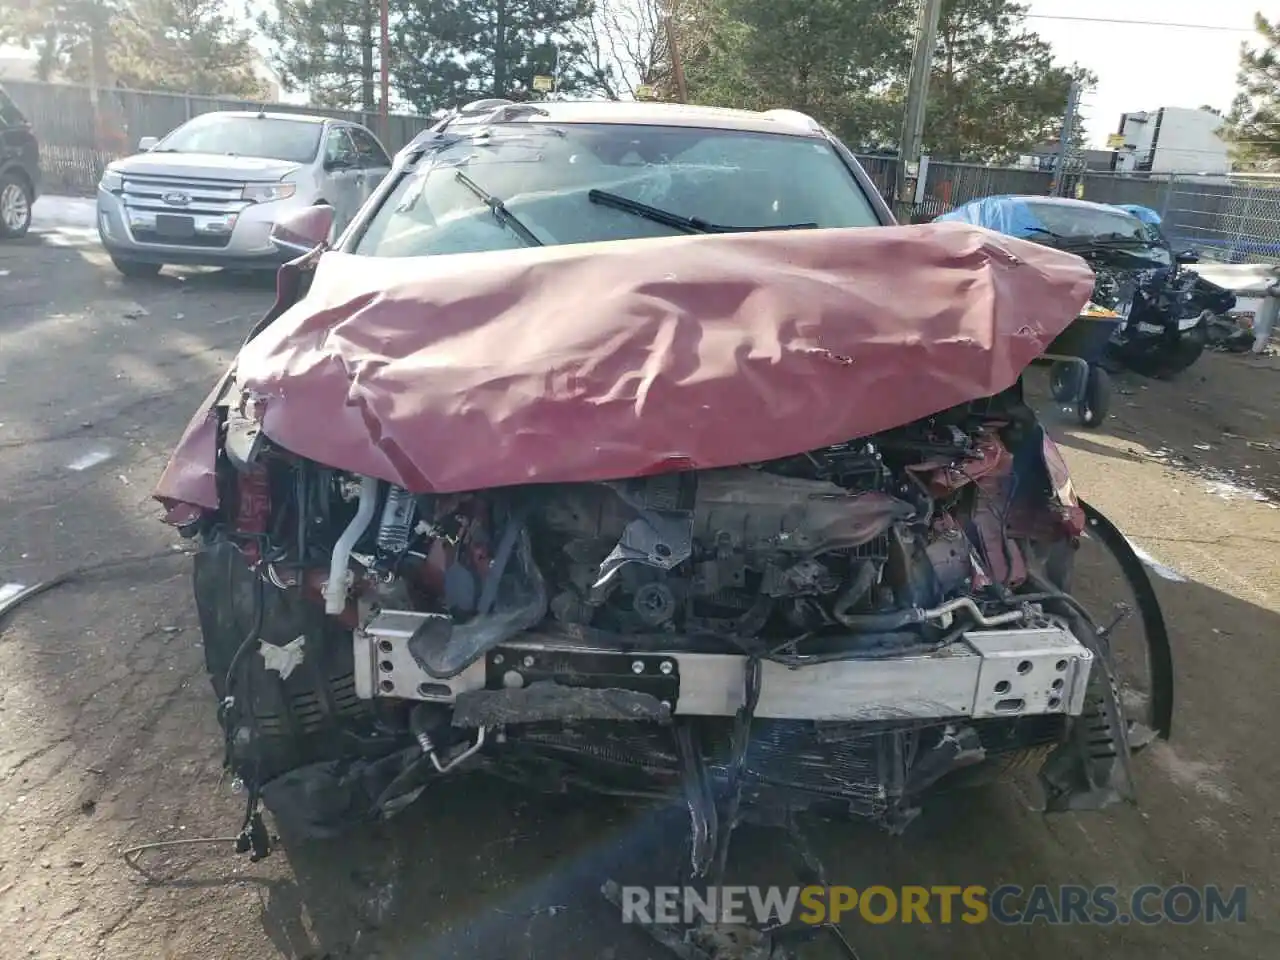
xmin=430 ymin=726 xmax=487 ymax=773
xmin=919 ymin=596 xmax=1027 ymax=628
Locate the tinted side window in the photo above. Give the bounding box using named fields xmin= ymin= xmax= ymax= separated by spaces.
xmin=0 ymin=88 xmax=28 ymax=127
xmin=349 ymin=126 xmax=390 ymax=167
xmin=323 ymin=127 xmax=357 ymax=166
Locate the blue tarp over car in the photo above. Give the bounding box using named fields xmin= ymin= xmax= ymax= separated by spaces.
xmin=933 ymin=195 xmax=1049 ymax=239
xmin=1113 ymin=203 xmax=1163 ymax=225
xmin=937 ymin=195 xmax=1156 ymax=244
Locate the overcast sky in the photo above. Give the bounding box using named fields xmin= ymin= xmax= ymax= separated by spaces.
xmin=1025 ymin=0 xmax=1259 ymax=146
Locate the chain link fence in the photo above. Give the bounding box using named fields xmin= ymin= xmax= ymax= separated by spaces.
xmin=917 ymin=161 xmax=1053 ymax=218
xmin=1072 ymin=172 xmax=1280 ymax=264
xmin=3 ymin=79 xmax=433 ymax=195
xmin=1164 ymin=177 xmax=1280 ymax=264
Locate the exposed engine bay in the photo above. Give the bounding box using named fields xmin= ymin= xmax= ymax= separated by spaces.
xmin=190 ymin=379 xmax=1149 ymax=871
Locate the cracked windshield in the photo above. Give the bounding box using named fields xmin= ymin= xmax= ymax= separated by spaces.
xmin=0 ymin=1 xmax=1278 ymax=959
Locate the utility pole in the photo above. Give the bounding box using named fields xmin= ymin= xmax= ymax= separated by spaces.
xmin=664 ymin=15 xmax=688 ymax=103
xmin=895 ymin=0 xmax=943 ymax=219
xmin=1051 ymin=80 xmax=1082 ymax=197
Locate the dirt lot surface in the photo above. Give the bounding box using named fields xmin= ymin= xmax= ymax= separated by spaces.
xmin=2 ymin=223 xmax=1280 ymax=960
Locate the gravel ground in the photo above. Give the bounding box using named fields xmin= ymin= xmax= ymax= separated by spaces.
xmin=1 ymin=228 xmax=1279 ymax=960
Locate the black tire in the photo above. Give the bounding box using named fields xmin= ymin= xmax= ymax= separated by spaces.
xmin=1079 ymin=500 xmax=1174 ymax=742
xmin=1049 ymin=361 xmax=1082 ymax=402
xmin=1078 ymin=366 xmax=1111 ymax=428
xmin=0 ymin=169 xmax=33 ymax=240
xmin=1154 ymin=325 xmax=1208 ymax=379
xmin=110 ymin=256 xmax=163 ymax=279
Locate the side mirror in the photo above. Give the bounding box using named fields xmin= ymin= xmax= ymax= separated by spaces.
xmin=269 ymin=204 xmax=335 ymax=257
xmin=324 ymin=154 xmax=354 ymax=171
xmin=1176 ymin=249 xmax=1200 ymax=265
xmin=138 ymin=136 xmax=160 ymax=152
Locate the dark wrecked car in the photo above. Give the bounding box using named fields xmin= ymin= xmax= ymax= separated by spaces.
xmin=938 ymin=195 xmax=1215 ymax=379
xmin=155 ymin=100 xmax=1171 ymax=873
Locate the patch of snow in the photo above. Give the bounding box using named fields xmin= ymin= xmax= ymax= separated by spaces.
xmin=1123 ymin=538 xmax=1188 ymax=583
xmin=38 ymin=227 xmax=100 ymax=248
xmin=32 ymin=195 xmax=97 ymax=230
xmin=1148 ymin=742 xmax=1238 ymax=806
xmin=66 ymin=448 xmax=114 ymax=472
xmin=1205 ymin=479 xmax=1254 ymax=501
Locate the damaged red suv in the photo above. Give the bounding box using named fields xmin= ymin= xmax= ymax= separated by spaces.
xmin=156 ymin=100 xmax=1169 ymax=875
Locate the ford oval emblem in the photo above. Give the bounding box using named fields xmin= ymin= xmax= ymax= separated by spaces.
xmin=163 ymin=191 xmax=191 ymax=207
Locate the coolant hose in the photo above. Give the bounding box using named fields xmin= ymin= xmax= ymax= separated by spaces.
xmin=831 ymin=608 xmax=923 ymax=631
xmin=832 ymin=596 xmax=1027 ymax=632
xmin=324 ymin=475 xmax=380 ymax=614
xmin=832 ymin=561 xmax=880 ymax=627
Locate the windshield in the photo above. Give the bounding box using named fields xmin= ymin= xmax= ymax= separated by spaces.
xmin=0 ymin=87 xmax=27 ymax=127
xmin=1025 ymin=202 xmax=1154 ymax=244
xmin=154 ymin=115 xmax=322 ymax=163
xmin=351 ymin=123 xmax=880 ymax=257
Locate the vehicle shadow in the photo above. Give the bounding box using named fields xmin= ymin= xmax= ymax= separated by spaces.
xmin=1046 ymin=353 xmax=1279 ymax=498
xmin=1048 ymin=429 xmax=1154 ymax=467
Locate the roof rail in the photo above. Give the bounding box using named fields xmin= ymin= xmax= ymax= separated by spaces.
xmin=760 ymin=108 xmax=823 ymax=133
xmin=459 ymin=98 xmax=515 ymax=115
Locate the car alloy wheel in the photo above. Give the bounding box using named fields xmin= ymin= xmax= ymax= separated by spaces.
xmin=0 ymin=180 xmax=31 ymax=237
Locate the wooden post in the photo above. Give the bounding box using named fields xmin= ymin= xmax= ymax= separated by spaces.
xmin=664 ymin=15 xmax=688 ymax=103
xmin=895 ymin=0 xmax=943 ymax=218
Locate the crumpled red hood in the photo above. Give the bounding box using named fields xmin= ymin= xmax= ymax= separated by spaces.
xmin=156 ymin=222 xmax=1093 ymax=508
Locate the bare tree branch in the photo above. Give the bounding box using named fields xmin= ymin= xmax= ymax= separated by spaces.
xmin=568 ymin=0 xmax=704 ymax=99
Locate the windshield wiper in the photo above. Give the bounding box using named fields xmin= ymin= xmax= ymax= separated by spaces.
xmin=588 ymin=189 xmax=819 ymax=234
xmin=453 ymin=170 xmax=543 ymax=246
xmin=1093 ymin=231 xmax=1159 ymax=248
xmin=1024 ymin=226 xmax=1069 ymax=241
xmin=1025 ymin=227 xmax=1156 ymax=251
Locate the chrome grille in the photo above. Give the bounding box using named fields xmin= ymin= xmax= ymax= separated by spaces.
xmin=120 ymin=174 xmax=249 ymax=216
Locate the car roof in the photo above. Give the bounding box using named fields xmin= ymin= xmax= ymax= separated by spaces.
xmin=194 ymin=110 xmax=333 ymax=125
xmin=443 ymin=99 xmax=828 ymax=138
xmin=982 ymin=194 xmax=1137 ymax=217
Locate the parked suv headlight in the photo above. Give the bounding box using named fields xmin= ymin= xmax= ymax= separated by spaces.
xmin=100 ymin=169 xmax=123 ymax=192
xmin=242 ymin=183 xmax=297 ymax=203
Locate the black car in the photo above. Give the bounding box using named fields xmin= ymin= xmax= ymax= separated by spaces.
xmin=0 ymin=85 xmax=40 ymax=240
xmin=939 ymin=196 xmax=1215 ymax=379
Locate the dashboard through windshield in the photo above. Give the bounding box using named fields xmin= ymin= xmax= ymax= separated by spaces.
xmin=350 ymin=122 xmax=881 ymax=257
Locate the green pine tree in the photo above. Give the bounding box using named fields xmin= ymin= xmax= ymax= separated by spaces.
xmin=395 ymin=0 xmax=596 ymax=115
xmin=681 ymin=0 xmax=1092 ymax=160
xmin=685 ymin=0 xmax=914 ymax=149
xmin=925 ymin=0 xmax=1094 ymax=162
xmin=1223 ymin=12 xmax=1280 ymax=169
xmin=0 ymin=0 xmax=120 ymax=85
xmin=257 ymin=0 xmax=384 ymax=110
xmin=111 ymin=0 xmax=265 ymax=97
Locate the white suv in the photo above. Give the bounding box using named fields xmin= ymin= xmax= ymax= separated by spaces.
xmin=95 ymin=110 xmax=393 ymax=277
